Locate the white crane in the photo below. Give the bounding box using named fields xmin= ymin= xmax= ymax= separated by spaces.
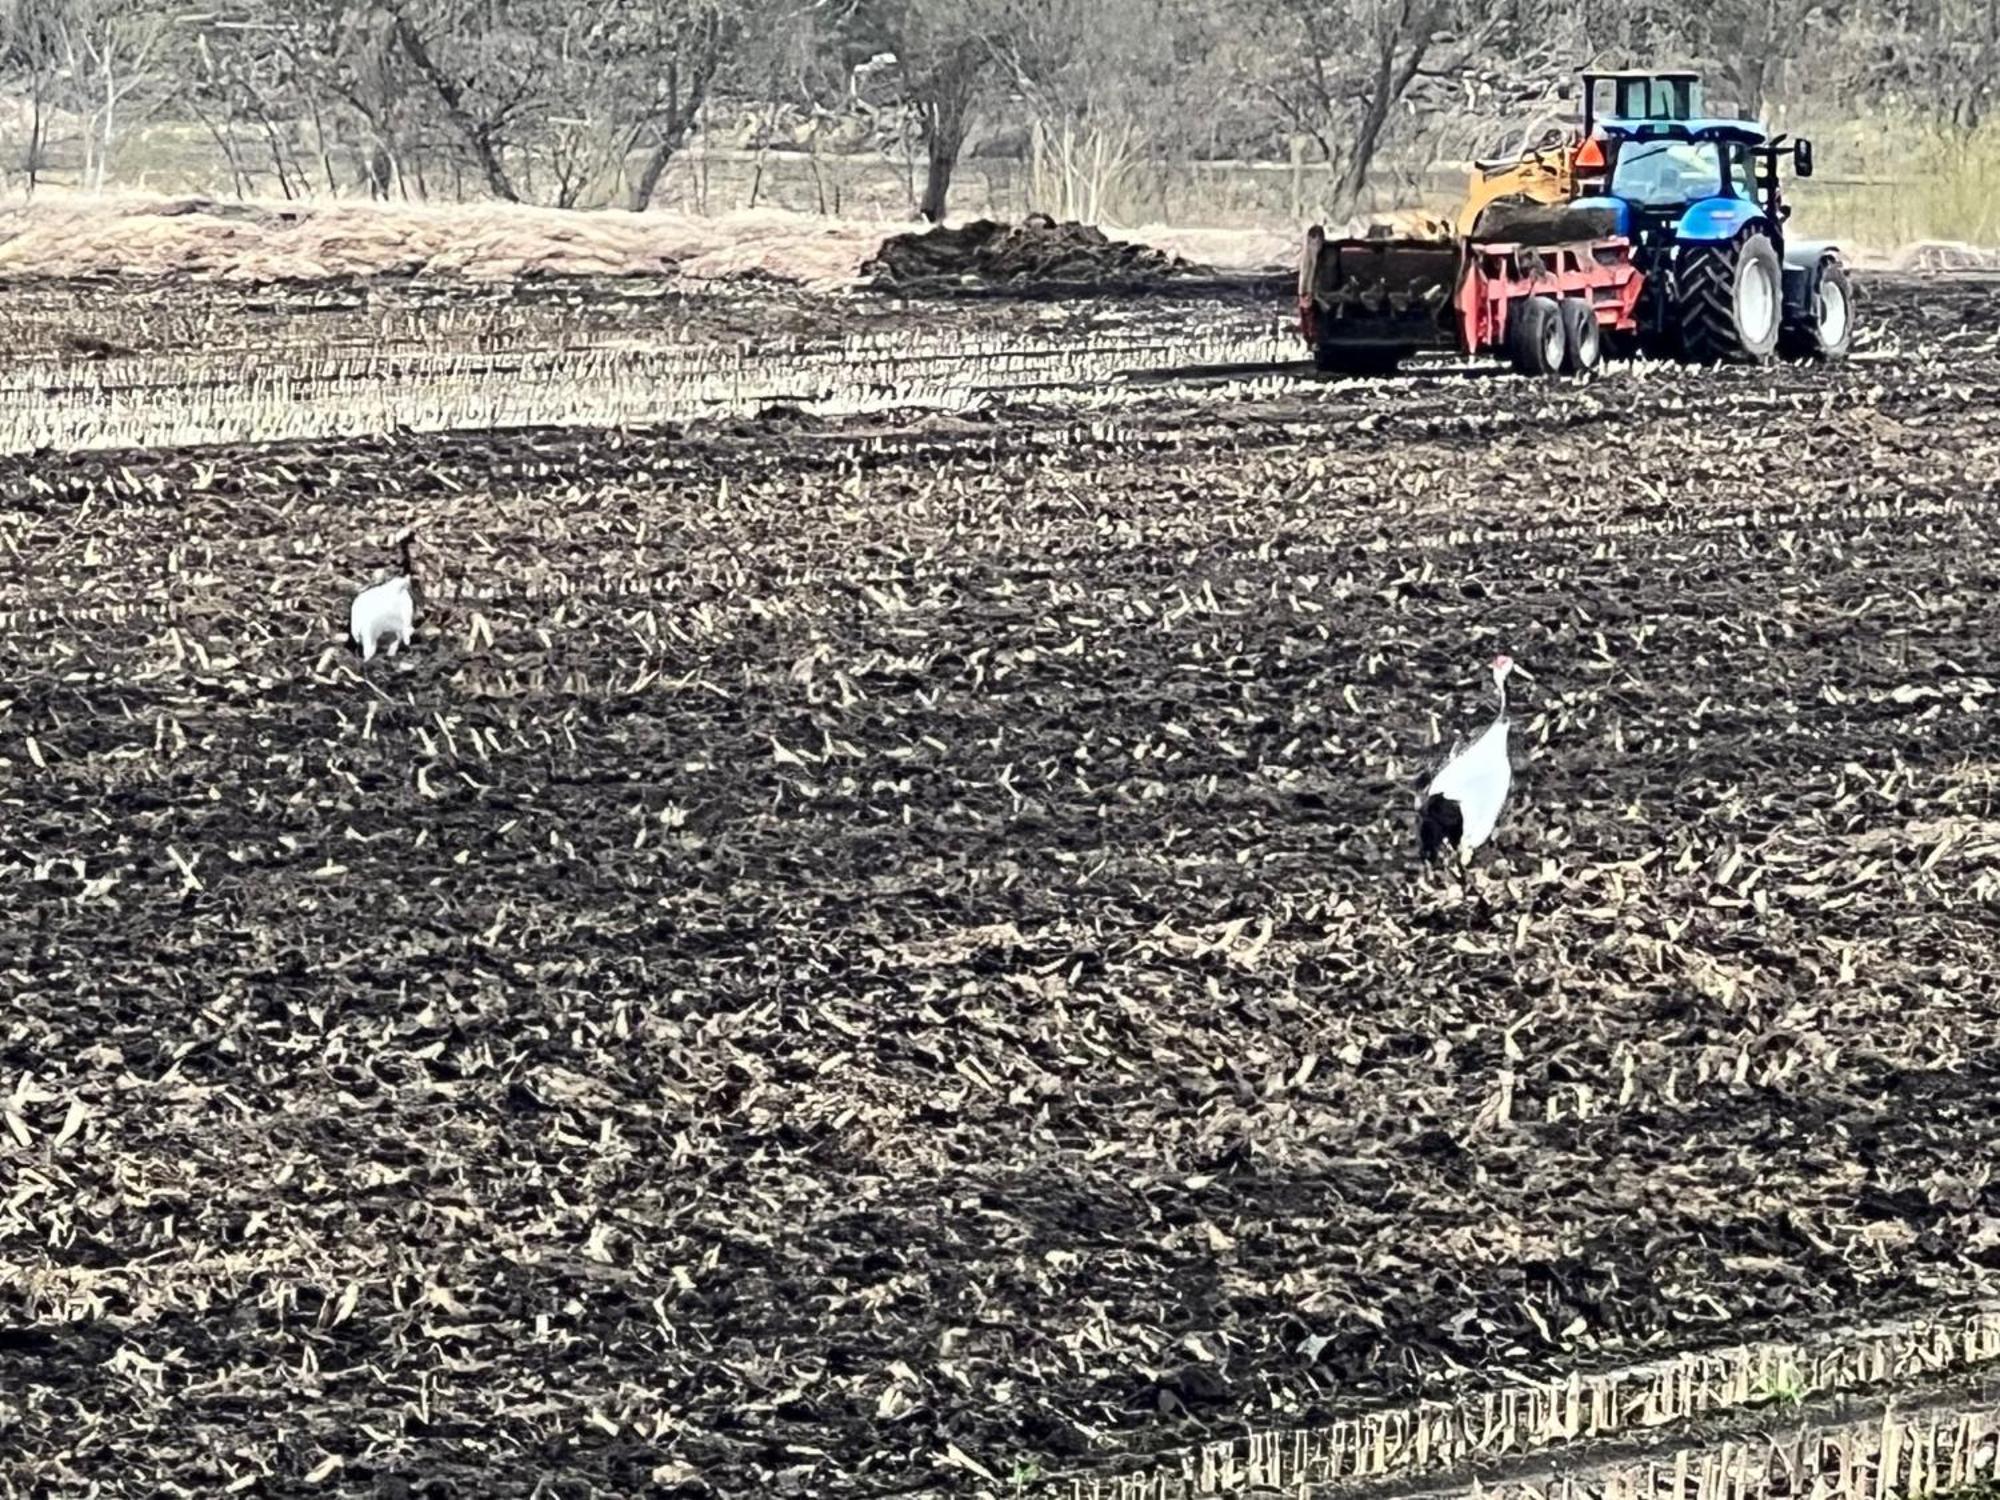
xmin=1418 ymin=653 xmax=1515 ymax=863
xmin=349 ymin=533 xmax=418 ymax=664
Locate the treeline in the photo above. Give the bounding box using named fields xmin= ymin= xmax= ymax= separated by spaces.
xmin=0 ymin=0 xmax=1992 ymax=216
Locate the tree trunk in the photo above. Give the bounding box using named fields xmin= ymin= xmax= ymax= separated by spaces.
xmin=629 ymin=136 xmax=681 ymax=212
xmin=27 ymin=81 xmax=45 ymax=198
xmin=185 ymin=91 xmax=250 ymax=197
xmin=98 ymin=57 xmax=115 ymax=192
xmin=627 ymin=54 xmax=716 ymax=212
xmin=1339 ymin=93 xmax=1392 ymax=204
xmin=919 ymin=90 xmax=971 ymax=223
xmin=1338 ymin=17 xmax=1435 ymax=206
xmin=307 ymin=96 xmax=337 ymax=195
xmin=920 ymin=139 xmax=955 ymax=222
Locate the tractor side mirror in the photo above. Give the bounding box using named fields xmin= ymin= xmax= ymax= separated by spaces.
xmin=1794 ymin=138 xmax=1815 ymax=177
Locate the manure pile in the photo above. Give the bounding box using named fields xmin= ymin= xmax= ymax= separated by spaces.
xmin=0 ymin=270 xmax=1998 ymax=1500
xmin=865 ymin=216 xmax=1200 ymax=289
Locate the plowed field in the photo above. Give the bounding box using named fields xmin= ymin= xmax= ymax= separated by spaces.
xmin=2 ymin=270 xmax=1999 ymax=1500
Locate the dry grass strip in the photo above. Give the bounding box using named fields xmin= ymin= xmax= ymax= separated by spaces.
xmin=1057 ymin=1303 xmax=2000 ymax=1499
xmin=0 ymin=193 xmax=905 ymax=284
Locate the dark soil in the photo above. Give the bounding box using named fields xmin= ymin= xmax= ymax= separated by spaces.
xmin=0 ymin=270 xmax=1998 ymax=1499
xmin=1469 ymin=196 xmax=1625 ymax=244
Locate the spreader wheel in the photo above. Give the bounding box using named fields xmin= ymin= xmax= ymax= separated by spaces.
xmin=1509 ymin=295 xmax=1565 ymax=377
xmin=1559 ymin=298 xmax=1602 ymax=373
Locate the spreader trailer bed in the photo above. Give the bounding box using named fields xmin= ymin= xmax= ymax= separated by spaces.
xmin=1297 ymin=225 xmax=1645 ymax=377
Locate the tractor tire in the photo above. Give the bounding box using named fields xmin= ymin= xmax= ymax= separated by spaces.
xmin=1509 ymin=295 xmax=1565 ymax=377
xmin=1780 ymin=258 xmax=1854 ymax=362
xmin=1675 ymin=231 xmax=1782 ymax=364
xmin=1559 ymin=298 xmax=1602 ymax=373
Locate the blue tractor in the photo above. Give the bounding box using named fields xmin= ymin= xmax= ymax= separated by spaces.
xmin=1567 ymin=70 xmax=1853 ymax=363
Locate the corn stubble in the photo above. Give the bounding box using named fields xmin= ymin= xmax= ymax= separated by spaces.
xmin=0 ymin=270 xmax=1998 ymax=1500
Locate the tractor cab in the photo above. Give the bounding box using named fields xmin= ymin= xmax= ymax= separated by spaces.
xmin=1569 ymin=68 xmax=1816 ymax=231
xmin=1571 ymin=69 xmax=1703 ymax=194
xmin=1582 ymin=119 xmax=1815 ymax=246
xmin=1580 ymin=69 xmax=1703 ymax=134
xmin=1593 ymin=122 xmax=1765 ymax=240
xmin=1567 ymin=104 xmax=1841 ymax=365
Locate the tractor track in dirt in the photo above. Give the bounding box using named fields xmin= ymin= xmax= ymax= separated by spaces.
xmin=0 ymin=268 xmax=1997 ymax=1500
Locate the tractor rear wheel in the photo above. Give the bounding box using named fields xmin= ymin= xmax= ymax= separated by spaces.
xmin=1559 ymin=298 xmax=1602 ymax=373
xmin=1780 ymin=258 xmax=1854 ymax=362
xmin=1676 ymin=232 xmax=1782 ymax=364
xmin=1509 ymin=296 xmax=1565 ymax=377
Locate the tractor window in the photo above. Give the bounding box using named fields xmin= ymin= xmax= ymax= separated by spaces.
xmin=1613 ymin=77 xmax=1692 ymax=119
xmin=1722 ymin=142 xmax=1757 ymax=198
xmin=1609 ymin=140 xmax=1722 ymax=207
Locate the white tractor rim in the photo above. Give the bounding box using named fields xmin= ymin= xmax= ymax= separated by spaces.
xmin=1738 ymin=257 xmax=1778 ymax=344
xmin=1542 ymin=314 xmax=1565 ymax=368
xmin=1818 ymin=277 xmax=1850 ymax=347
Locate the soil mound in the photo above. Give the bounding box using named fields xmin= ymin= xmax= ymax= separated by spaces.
xmin=864 ymin=214 xmax=1200 ymax=288
xmin=1469 ymin=194 xmax=1625 ymax=245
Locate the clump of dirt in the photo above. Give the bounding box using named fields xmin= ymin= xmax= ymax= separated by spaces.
xmin=864 ymin=213 xmax=1202 ymax=288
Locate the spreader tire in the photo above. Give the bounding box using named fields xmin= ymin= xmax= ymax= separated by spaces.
xmin=1559 ymin=298 xmax=1602 ymax=373
xmin=1509 ymin=295 xmax=1565 ymax=377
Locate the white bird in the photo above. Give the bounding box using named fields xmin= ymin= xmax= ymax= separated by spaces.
xmin=1418 ymin=653 xmax=1515 ymax=863
xmin=349 ymin=533 xmax=418 ymax=664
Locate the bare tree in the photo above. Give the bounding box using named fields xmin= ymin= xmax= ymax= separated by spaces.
xmin=53 ymin=0 xmax=175 ymax=191
xmin=278 ymin=0 xmax=744 ymax=209
xmin=1897 ymin=0 xmax=2000 ymax=129
xmin=1255 ymin=0 xmax=1503 ymax=210
xmin=607 ymin=1 xmax=738 ymax=211
xmin=989 ymin=0 xmax=1169 ymax=220
xmin=183 ymin=18 xmax=331 ymax=199
xmin=854 ymin=0 xmax=1012 ymax=221
xmin=0 ymin=0 xmax=66 ymax=194
xmin=277 ymin=0 xmax=434 ymax=198
xmin=383 ymin=0 xmax=531 ymax=199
